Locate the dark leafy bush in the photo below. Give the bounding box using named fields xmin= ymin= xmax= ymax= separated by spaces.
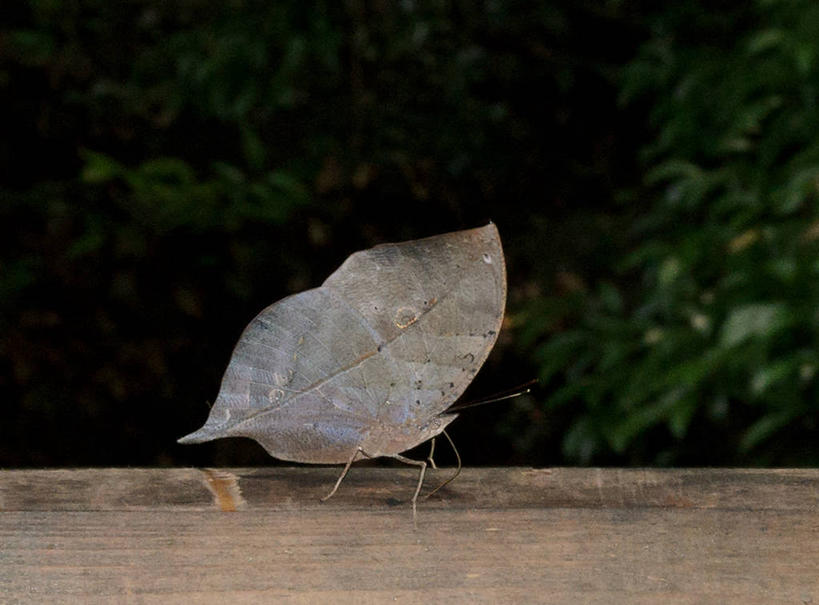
xmin=1 ymin=1 xmax=633 ymax=466
xmin=523 ymin=0 xmax=819 ymax=465
xmin=6 ymin=1 xmax=814 ymax=468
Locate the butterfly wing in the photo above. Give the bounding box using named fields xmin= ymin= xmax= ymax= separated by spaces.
xmin=179 ymin=224 xmax=506 ymax=462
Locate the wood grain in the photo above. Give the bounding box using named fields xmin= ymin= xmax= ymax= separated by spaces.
xmin=1 ymin=467 xmax=817 ymax=604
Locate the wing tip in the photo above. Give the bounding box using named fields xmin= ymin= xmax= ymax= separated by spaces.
xmin=177 ymin=426 xmax=215 ymax=444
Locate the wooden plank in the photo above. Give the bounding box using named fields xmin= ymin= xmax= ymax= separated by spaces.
xmin=1 ymin=468 xmax=818 ymax=604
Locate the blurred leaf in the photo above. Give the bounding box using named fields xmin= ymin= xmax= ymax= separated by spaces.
xmin=8 ymin=29 xmax=55 ymax=64
xmin=67 ymin=217 xmax=106 ymax=259
xmin=644 ymin=159 xmax=702 ymax=186
xmin=598 ymin=281 xmax=623 ymax=314
xmin=746 ymin=29 xmax=785 ymax=54
xmin=719 ymin=303 xmax=790 ymax=348
xmin=562 ymin=416 xmax=598 ymax=464
xmin=667 ymin=393 xmax=697 ymax=439
xmin=750 ymin=359 xmax=794 ymax=397
xmin=240 ymin=125 xmax=266 ymax=172
xmin=0 ymin=258 xmax=38 ymax=301
xmin=137 ymin=157 xmax=197 ymax=184
xmin=608 ymin=388 xmax=686 ymax=453
xmin=739 ymin=408 xmax=802 ymax=453
xmin=535 ymin=331 xmax=588 ymax=384
xmin=81 ymin=151 xmax=123 ymax=184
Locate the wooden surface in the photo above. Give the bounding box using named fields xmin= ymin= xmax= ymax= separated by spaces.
xmin=1 ymin=467 xmax=817 ymax=604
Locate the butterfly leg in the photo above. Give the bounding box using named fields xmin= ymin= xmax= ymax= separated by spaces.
xmin=321 ymin=447 xmax=372 ymax=502
xmin=390 ymin=453 xmax=430 ymax=524
xmin=424 ymin=429 xmax=462 ymax=500
xmin=427 ymin=437 xmax=438 ymax=469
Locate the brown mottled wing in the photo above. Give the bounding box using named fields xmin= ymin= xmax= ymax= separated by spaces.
xmin=178 ymin=224 xmax=506 ymax=463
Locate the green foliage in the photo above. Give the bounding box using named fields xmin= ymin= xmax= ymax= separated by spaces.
xmin=0 ymin=2 xmax=342 ymax=467
xmin=3 ymin=0 xmax=632 ymax=466
xmin=80 ymin=151 xmax=309 ymax=233
xmin=525 ymin=0 xmax=819 ymax=464
xmin=5 ymin=0 xmax=816 ymax=467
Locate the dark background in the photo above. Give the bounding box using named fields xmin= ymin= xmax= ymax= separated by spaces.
xmin=2 ymin=1 xmax=818 ymax=468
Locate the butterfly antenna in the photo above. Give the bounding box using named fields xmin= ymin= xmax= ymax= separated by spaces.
xmin=446 ymin=378 xmax=538 ymax=412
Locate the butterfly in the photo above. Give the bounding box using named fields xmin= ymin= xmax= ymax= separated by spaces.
xmin=179 ymin=224 xmax=506 ymax=517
